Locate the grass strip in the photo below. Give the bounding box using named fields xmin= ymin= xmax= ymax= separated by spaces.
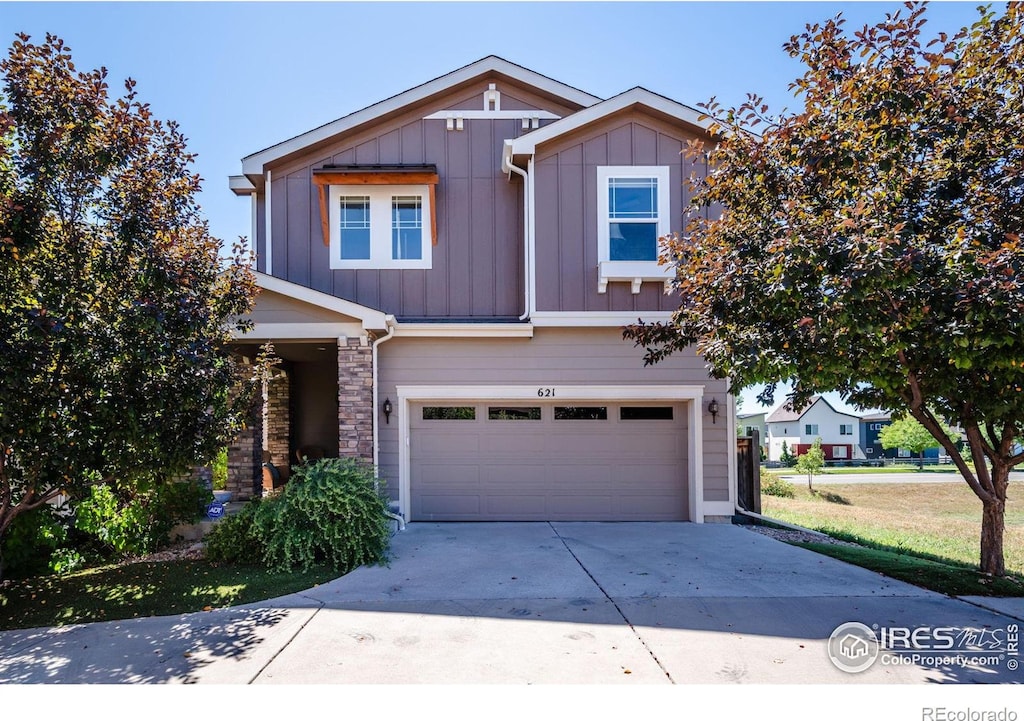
xmin=0 ymin=560 xmax=339 ymax=631
xmin=793 ymin=541 xmax=1024 ymax=597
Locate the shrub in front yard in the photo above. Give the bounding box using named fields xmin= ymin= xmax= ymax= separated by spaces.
xmin=206 ymin=459 xmax=391 ymax=574
xmin=205 ymin=498 xmax=265 ymax=565
xmin=762 ymin=475 xmax=796 ymax=498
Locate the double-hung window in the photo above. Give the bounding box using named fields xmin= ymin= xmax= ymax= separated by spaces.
xmin=329 ymin=185 xmax=432 ymax=269
xmin=596 ymin=166 xmax=672 ymax=293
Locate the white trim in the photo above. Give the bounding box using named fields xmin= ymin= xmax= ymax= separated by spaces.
xmin=392 ymin=323 xmax=534 ymax=338
xmin=249 ymin=191 xmax=258 ymax=258
xmin=509 ymin=87 xmax=713 ymax=156
xmin=233 ymin=322 xmax=365 ymax=341
xmin=264 ymin=170 xmax=272 ymax=275
xmin=328 ymin=185 xmax=432 ymax=270
xmin=395 ymin=384 xmax=706 ymax=523
xmin=229 ymin=174 xmax=257 ymax=196
xmin=726 ymin=393 xmax=738 ymax=511
xmin=529 ymin=311 xmax=673 ymax=327
xmin=702 ymin=501 xmax=736 ymax=519
xmin=253 ymin=271 xmax=389 ymax=330
xmin=423 ymin=110 xmax=561 ymax=121
xmin=241 ymin=56 xmax=600 ymax=175
xmin=527 ymin=156 xmax=536 ymax=318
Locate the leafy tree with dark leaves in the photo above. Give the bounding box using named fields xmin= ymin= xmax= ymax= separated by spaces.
xmin=625 ymin=3 xmax=1024 ymax=575
xmin=0 ymin=33 xmax=261 ymax=575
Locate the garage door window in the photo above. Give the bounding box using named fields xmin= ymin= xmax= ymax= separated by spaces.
xmin=422 ymin=406 xmax=476 ymax=420
xmin=488 ymin=406 xmax=542 ymax=421
xmin=554 ymin=406 xmax=608 ymax=421
xmin=620 ymin=407 xmax=674 ymax=420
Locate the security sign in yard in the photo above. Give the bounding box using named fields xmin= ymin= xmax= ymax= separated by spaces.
xmin=828 ymin=621 xmax=1019 ymax=673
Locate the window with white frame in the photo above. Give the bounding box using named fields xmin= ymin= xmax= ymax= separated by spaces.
xmin=805 ymin=424 xmax=819 ymax=435
xmin=596 ymin=166 xmax=672 ymax=293
xmin=329 ymin=185 xmax=432 ymax=269
xmin=833 ymin=446 xmax=848 ymax=459
xmin=840 ymin=423 xmax=854 ymax=436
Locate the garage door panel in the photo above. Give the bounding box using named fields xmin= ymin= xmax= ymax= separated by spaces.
xmin=410 ymin=400 xmax=688 ymax=521
xmin=418 ymin=494 xmax=481 ymax=516
xmin=415 ymin=432 xmax=480 ymax=457
xmin=484 ymin=495 xmax=548 ymax=516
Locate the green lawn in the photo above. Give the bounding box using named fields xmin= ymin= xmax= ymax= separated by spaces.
xmin=0 ymin=560 xmax=340 ymax=631
xmin=761 ymin=480 xmax=1024 ymax=595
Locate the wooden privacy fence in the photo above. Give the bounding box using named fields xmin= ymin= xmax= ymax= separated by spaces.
xmin=736 ymin=429 xmax=762 ymax=514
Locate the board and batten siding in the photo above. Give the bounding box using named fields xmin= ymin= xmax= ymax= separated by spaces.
xmin=259 ymin=80 xmax=580 ymax=319
xmin=375 ymin=327 xmax=730 ymax=505
xmin=533 ymin=113 xmax=708 ymax=313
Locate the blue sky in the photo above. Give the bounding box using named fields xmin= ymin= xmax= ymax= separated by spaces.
xmin=3 ymin=1 xmax=988 ymax=414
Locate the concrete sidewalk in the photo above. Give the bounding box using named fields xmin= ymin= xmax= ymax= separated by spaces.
xmin=0 ymin=523 xmax=1020 ymax=684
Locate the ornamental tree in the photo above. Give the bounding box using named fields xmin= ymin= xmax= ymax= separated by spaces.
xmin=794 ymin=438 xmax=824 ymax=492
xmin=879 ymin=416 xmax=958 ymax=468
xmin=624 ymin=3 xmax=1024 ymax=575
xmin=0 ymin=33 xmax=262 ymax=573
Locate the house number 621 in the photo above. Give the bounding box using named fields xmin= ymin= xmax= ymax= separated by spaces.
xmin=537 ymin=388 xmax=556 ymax=397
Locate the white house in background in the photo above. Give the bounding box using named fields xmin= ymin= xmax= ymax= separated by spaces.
xmin=766 ymin=396 xmax=862 ymax=462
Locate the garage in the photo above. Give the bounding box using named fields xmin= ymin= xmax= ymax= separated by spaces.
xmin=409 ymin=400 xmax=689 ymax=521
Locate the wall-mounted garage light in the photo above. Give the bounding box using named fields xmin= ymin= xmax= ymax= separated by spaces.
xmin=708 ymin=397 xmax=719 ymax=424
xmin=383 ymin=397 xmax=393 ymax=424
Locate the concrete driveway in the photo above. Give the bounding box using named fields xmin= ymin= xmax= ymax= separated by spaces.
xmin=0 ymin=522 xmax=1019 ymax=684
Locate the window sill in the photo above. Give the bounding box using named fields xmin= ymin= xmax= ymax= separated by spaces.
xmin=598 ymin=261 xmax=673 ymax=294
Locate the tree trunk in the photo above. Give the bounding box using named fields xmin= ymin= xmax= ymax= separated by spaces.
xmin=980 ymin=497 xmax=1006 ymax=577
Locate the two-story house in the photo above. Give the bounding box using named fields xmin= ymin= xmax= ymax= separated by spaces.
xmin=224 ymin=56 xmax=734 ymax=523
xmin=766 ymin=396 xmax=860 ymax=462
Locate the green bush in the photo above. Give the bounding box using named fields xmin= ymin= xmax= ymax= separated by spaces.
xmin=255 ymin=459 xmax=391 ymax=573
xmin=762 ymin=475 xmax=796 ymax=498
xmin=0 ymin=505 xmax=69 ymax=578
xmin=75 ymin=478 xmax=213 ymax=557
xmin=205 ymin=498 xmax=264 ymax=565
xmin=212 ymin=447 xmax=228 ymax=491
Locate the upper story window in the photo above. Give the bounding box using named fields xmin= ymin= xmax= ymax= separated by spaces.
xmin=328 ymin=185 xmax=432 ymax=270
xmin=805 ymin=424 xmax=819 ymax=435
xmin=840 ymin=423 xmax=854 ymax=436
xmin=596 ymin=166 xmax=672 ymax=294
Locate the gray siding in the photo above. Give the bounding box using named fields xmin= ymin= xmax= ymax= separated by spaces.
xmin=376 ymin=327 xmax=729 ymax=503
xmin=260 ymin=78 xmax=581 ymax=319
xmin=534 ymin=113 xmax=708 ymax=313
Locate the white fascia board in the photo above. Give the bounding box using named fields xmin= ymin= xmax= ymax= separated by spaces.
xmin=241 ymin=56 xmax=601 ymax=175
xmin=232 ymin=322 xmax=365 ymax=341
xmin=529 ymin=311 xmax=674 ymax=327
xmin=395 ymin=384 xmax=705 ymax=402
xmin=509 ymin=88 xmax=712 ymax=156
xmin=392 ymin=323 xmax=534 ymax=338
xmin=229 ymin=175 xmax=257 ymax=196
xmin=254 ymin=271 xmax=391 ymax=331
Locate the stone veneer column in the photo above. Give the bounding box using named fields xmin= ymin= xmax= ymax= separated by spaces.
xmin=264 ymin=369 xmax=291 ymax=478
xmin=226 ymin=371 xmax=263 ymax=500
xmin=337 ymin=336 xmax=374 ymax=461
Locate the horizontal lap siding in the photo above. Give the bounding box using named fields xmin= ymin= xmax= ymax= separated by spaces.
xmin=263 ymin=79 xmax=579 ymax=319
xmin=534 ymin=113 xmax=705 ymax=313
xmin=376 ymin=327 xmax=729 ymax=505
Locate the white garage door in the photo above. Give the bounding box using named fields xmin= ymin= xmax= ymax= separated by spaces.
xmin=409 ymin=401 xmax=688 ymax=521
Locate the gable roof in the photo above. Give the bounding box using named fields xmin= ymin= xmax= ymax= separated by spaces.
xmin=507 ymin=86 xmax=713 ymax=159
xmin=240 ymin=56 xmax=601 ymax=177
xmin=767 ymin=395 xmax=861 ymax=423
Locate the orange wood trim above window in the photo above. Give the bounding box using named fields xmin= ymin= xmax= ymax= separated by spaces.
xmin=312 ymin=172 xmax=439 ymax=247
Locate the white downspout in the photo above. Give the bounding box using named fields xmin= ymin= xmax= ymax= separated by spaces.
xmin=371 ymin=315 xmax=404 ymax=530
xmin=504 ymin=142 xmax=532 ymax=321
xmin=264 ymin=170 xmax=273 ymax=275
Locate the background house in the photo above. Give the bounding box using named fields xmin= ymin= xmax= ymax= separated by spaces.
xmin=766 ymin=396 xmax=861 ymax=462
xmin=225 ymin=57 xmax=736 ymax=523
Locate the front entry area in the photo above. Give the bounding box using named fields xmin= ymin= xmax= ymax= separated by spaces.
xmin=409 ymin=400 xmax=688 ymax=521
